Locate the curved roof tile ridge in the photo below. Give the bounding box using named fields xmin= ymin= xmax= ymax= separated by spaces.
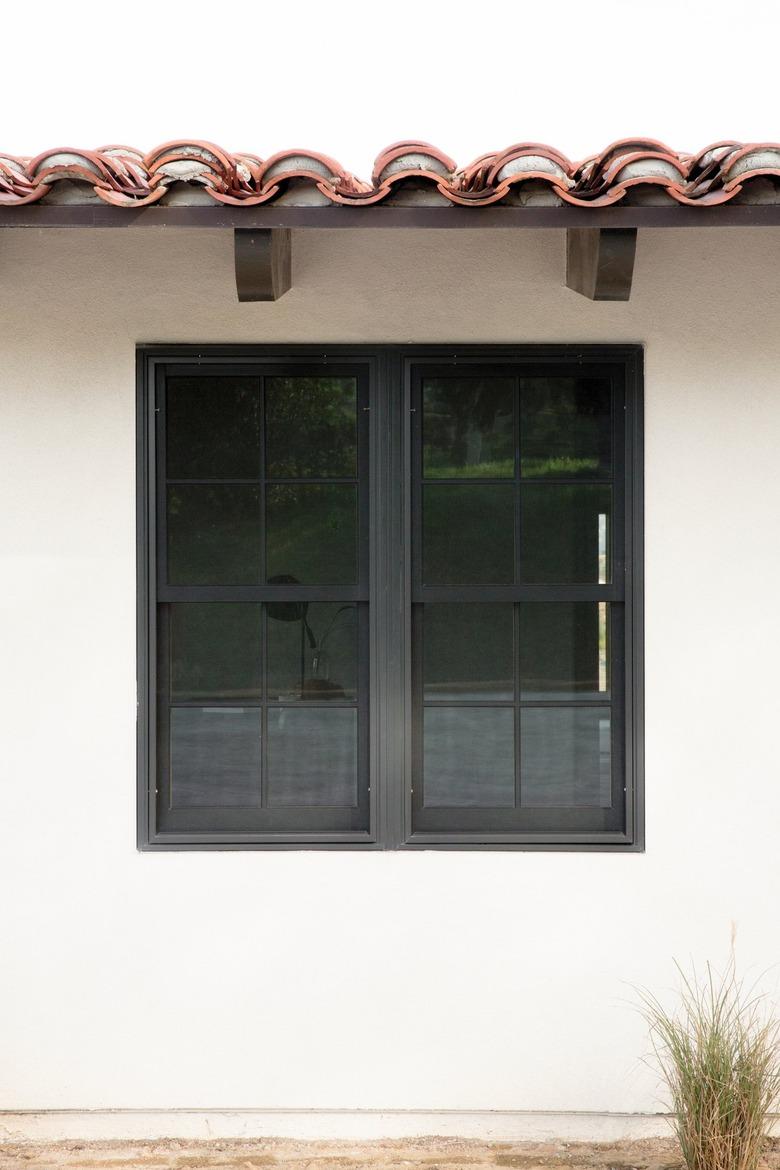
xmin=3 ymin=139 xmax=780 ymax=208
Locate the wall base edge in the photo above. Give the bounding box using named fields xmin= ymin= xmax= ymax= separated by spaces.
xmin=0 ymin=1109 xmax=685 ymax=1143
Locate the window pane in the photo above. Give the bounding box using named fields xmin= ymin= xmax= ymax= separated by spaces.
xmin=167 ymin=485 xmax=261 ymax=585
xmin=266 ymin=377 xmax=358 ymax=478
xmin=266 ymin=484 xmax=358 ymax=584
xmin=520 ymin=377 xmax=612 ymax=479
xmin=520 ymin=707 xmax=611 ymax=807
xmin=166 ymin=377 xmax=260 ymax=480
xmin=170 ymin=604 xmax=262 ymax=702
xmin=170 ymin=707 xmax=261 ymax=807
xmin=521 ymin=484 xmax=611 ymax=583
xmin=423 ymin=707 xmax=515 ymax=806
xmin=423 ymin=378 xmax=514 ymax=478
xmin=267 ymin=602 xmax=358 ymax=701
xmin=423 ymin=484 xmax=514 ymax=584
xmin=267 ymin=708 xmax=358 ymax=806
xmin=423 ymin=604 xmax=513 ymax=700
xmin=519 ymin=602 xmax=609 ymax=700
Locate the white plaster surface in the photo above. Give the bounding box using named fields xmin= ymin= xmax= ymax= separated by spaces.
xmin=0 ymin=228 xmax=779 ymax=1126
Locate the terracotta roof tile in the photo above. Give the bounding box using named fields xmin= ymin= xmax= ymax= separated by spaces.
xmin=3 ymin=139 xmax=780 ymax=209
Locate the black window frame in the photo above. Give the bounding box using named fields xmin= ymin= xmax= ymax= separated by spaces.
xmin=137 ymin=344 xmax=644 ymax=851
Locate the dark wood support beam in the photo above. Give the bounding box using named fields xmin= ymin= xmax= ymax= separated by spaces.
xmin=566 ymin=228 xmax=637 ymax=301
xmin=234 ymin=228 xmax=291 ymax=301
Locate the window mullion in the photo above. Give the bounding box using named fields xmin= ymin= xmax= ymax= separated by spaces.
xmin=375 ymin=350 xmax=406 ymax=849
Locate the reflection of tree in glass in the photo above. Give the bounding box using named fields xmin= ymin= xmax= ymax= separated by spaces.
xmin=166 ymin=378 xmax=261 ymax=479
xmin=423 ymin=379 xmax=515 ymax=479
xmin=520 ymin=378 xmax=611 ymax=479
xmin=266 ymin=378 xmax=357 ymax=478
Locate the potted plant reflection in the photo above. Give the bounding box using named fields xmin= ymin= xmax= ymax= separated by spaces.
xmin=267 ymin=574 xmax=354 ymax=700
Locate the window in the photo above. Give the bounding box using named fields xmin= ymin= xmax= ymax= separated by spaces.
xmin=138 ymin=347 xmax=643 ymax=850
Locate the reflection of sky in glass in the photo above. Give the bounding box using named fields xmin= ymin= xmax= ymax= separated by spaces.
xmin=267 ymin=708 xmax=357 ymax=807
xmin=520 ymin=708 xmax=612 ymax=808
xmin=170 ymin=707 xmax=262 ymax=808
xmin=599 ymin=717 xmax=612 ymax=808
xmin=598 ymin=511 xmax=607 ymax=585
xmin=598 ymin=602 xmax=608 ymax=694
xmin=424 ymin=708 xmax=515 ymax=807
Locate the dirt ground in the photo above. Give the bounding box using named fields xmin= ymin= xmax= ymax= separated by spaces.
xmin=1 ymin=1137 xmax=779 ymax=1170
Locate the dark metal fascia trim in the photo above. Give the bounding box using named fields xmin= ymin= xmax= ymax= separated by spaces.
xmin=9 ymin=204 xmax=780 ymax=229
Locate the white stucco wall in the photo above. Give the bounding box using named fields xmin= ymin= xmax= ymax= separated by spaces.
xmin=1 ymin=227 xmax=779 ymax=1131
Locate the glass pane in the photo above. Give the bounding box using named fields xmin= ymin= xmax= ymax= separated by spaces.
xmin=521 ymin=484 xmax=611 ymax=583
xmin=423 ymin=484 xmax=514 ymax=584
xmin=267 ymin=708 xmax=358 ymax=806
xmin=423 ymin=707 xmax=515 ymax=806
xmin=166 ymin=377 xmax=260 ymax=480
xmin=519 ymin=602 xmax=609 ymax=700
xmin=423 ymin=604 xmax=513 ymax=700
xmin=267 ymin=602 xmax=358 ymax=701
xmin=423 ymin=378 xmax=514 ymax=478
xmin=170 ymin=604 xmax=262 ymax=702
xmin=266 ymin=484 xmax=357 ymax=584
xmin=170 ymin=707 xmax=261 ymax=807
xmin=520 ymin=377 xmax=612 ymax=478
xmin=266 ymin=377 xmax=358 ymax=478
xmin=167 ymin=485 xmax=261 ymax=585
xmin=520 ymin=707 xmax=611 ymax=807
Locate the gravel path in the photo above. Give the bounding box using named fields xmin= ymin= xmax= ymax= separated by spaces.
xmin=1 ymin=1136 xmax=778 ymax=1170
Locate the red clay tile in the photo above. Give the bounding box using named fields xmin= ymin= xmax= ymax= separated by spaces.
xmin=3 ymin=139 xmax=780 ymax=208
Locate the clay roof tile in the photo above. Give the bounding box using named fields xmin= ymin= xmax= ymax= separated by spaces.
xmin=3 ymin=139 xmax=780 ymax=210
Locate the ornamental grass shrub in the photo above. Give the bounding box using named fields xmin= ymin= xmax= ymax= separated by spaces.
xmin=640 ymin=963 xmax=780 ymax=1170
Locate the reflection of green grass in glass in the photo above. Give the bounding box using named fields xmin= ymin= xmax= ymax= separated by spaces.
xmin=167 ymin=485 xmax=262 ymax=585
xmin=521 ymin=456 xmax=600 ymax=478
xmin=423 ymin=484 xmax=514 ymax=584
xmin=266 ymin=484 xmax=357 ymax=584
xmin=519 ymin=378 xmax=612 ymax=480
xmin=423 ymin=379 xmax=515 ymax=480
xmin=423 ymin=457 xmax=514 ymax=479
